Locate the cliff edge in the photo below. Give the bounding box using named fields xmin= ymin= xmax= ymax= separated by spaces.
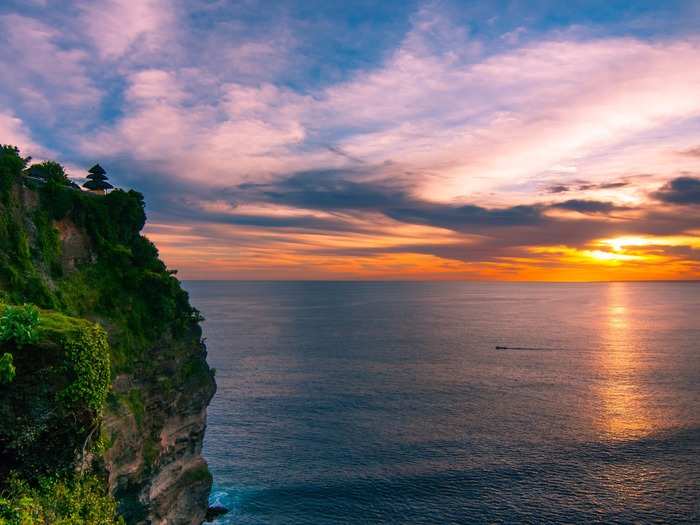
xmin=0 ymin=146 xmax=216 ymax=524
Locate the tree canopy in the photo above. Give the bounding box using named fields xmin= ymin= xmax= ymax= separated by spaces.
xmin=26 ymin=161 xmax=70 ymax=185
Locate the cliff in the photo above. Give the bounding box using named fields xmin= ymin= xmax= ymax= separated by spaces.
xmin=0 ymin=146 xmax=216 ymax=524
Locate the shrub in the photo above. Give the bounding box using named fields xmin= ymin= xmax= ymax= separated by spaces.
xmin=0 ymin=353 xmax=15 ymax=384
xmin=0 ymin=473 xmax=124 ymax=525
xmin=0 ymin=146 xmax=29 ymax=203
xmin=25 ymin=161 xmax=70 ymax=185
xmin=125 ymin=389 xmax=145 ymax=429
xmin=0 ymin=311 xmax=112 ymax=474
xmin=31 ymin=210 xmax=62 ymax=277
xmin=0 ymin=305 xmax=39 ymax=347
xmin=59 ymin=323 xmax=111 ymax=414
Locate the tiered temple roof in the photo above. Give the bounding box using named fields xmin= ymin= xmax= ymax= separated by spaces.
xmin=83 ymin=164 xmax=114 ymax=192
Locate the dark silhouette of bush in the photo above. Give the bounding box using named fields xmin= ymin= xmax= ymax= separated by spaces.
xmin=26 ymin=161 xmax=71 ymax=186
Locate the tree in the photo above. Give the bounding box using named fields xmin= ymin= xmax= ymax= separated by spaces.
xmin=26 ymin=161 xmax=70 ymax=185
xmin=1 ymin=146 xmax=30 ymax=197
xmin=0 ymin=145 xmax=30 ymax=170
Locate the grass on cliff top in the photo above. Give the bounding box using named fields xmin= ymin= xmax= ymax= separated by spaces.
xmin=35 ymin=308 xmax=93 ymax=340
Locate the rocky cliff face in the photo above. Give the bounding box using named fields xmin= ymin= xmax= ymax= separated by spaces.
xmin=51 ymin=191 xmax=217 ymax=524
xmin=103 ymin=335 xmax=215 ymax=525
xmin=0 ymin=151 xmax=216 ymax=524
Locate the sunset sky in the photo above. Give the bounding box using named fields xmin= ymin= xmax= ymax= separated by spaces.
xmin=2 ymin=0 xmax=700 ymax=280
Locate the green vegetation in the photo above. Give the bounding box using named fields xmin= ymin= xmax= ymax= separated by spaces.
xmin=32 ymin=209 xmax=63 ymax=278
xmin=0 ymin=146 xmax=29 ymax=203
xmin=0 ymin=304 xmax=39 ymax=347
xmin=0 ymin=145 xmax=202 ymax=370
xmin=0 ymin=309 xmax=111 ymax=476
xmin=0 ymin=145 xmax=212 ymax=523
xmin=0 ymin=354 xmax=14 ymax=385
xmin=26 ymin=161 xmax=71 ymax=186
xmin=56 ymin=321 xmax=111 ymax=414
xmin=0 ymin=473 xmax=123 ymax=525
xmin=0 ymin=304 xmax=40 ymax=386
xmin=0 ymin=147 xmax=55 ymax=308
xmin=125 ymin=390 xmax=145 ymax=429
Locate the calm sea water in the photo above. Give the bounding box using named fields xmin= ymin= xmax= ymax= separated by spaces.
xmin=183 ymin=281 xmax=700 ymax=524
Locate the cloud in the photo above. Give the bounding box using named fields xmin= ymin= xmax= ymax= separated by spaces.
xmin=80 ymin=73 xmax=313 ymax=184
xmin=306 ymin=31 xmax=700 ymax=202
xmin=77 ymin=0 xmax=177 ymax=60
xmin=386 ymin=203 xmax=544 ymax=229
xmin=680 ymin=146 xmax=700 ymax=157
xmin=0 ymin=14 xmax=100 ymax=120
xmin=550 ymin=199 xmax=626 ymax=214
xmin=225 ymin=167 xmax=546 ymax=230
xmin=78 ymin=27 xmax=700 ymax=206
xmin=583 ymin=181 xmax=630 ymax=191
xmin=0 ymin=112 xmax=44 ymax=155
xmin=3 ymin=1 xmax=700 ymax=278
xmin=131 ymin=157 xmax=700 ymax=279
xmin=653 ymin=176 xmax=700 ymax=205
xmin=230 ymin=168 xmax=411 ymax=211
xmin=545 ymin=180 xmax=632 ymax=196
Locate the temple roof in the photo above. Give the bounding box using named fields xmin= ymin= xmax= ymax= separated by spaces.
xmin=88 ymin=164 xmax=106 ymax=176
xmin=86 ymin=172 xmax=108 ymax=182
xmin=87 ymin=164 xmax=107 ymax=182
xmin=83 ymin=179 xmax=114 ymax=191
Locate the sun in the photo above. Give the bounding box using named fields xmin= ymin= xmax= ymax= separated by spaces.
xmin=601 ymin=236 xmax=660 ymax=252
xmin=585 ymin=250 xmax=643 ymax=263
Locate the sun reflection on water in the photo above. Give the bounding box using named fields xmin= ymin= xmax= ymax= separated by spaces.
xmin=597 ymin=282 xmax=651 ymax=440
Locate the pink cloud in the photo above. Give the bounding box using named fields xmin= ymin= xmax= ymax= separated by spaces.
xmin=78 ymin=11 xmax=700 ymax=215
xmin=0 ymin=112 xmax=44 ymax=155
xmin=77 ymin=0 xmax=178 ymax=60
xmin=0 ymin=14 xmax=101 ymax=120
xmin=315 ymin=33 xmax=700 ymax=204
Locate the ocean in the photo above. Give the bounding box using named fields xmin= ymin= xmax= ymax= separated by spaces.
xmin=183 ymin=281 xmax=700 ymax=524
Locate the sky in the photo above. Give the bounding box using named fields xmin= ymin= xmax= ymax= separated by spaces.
xmin=1 ymin=0 xmax=700 ymax=280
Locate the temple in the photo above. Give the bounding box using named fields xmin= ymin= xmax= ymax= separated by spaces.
xmin=83 ymin=164 xmax=114 ymax=195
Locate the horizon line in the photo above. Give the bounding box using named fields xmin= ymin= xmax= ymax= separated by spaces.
xmin=180 ymin=279 xmax=700 ymax=283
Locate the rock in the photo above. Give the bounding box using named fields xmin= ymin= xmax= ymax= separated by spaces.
xmin=103 ymin=333 xmax=216 ymax=524
xmin=204 ymin=505 xmax=229 ymax=522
